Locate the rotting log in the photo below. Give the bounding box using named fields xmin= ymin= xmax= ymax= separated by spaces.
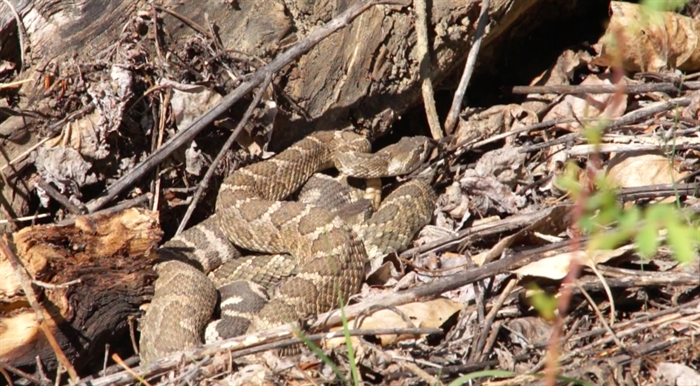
xmin=0 ymin=208 xmax=161 ymax=372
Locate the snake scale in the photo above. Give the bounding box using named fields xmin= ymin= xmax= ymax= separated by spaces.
xmin=139 ymin=131 xmax=436 ymax=362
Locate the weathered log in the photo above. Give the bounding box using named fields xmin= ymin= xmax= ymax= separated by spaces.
xmin=0 ymin=208 xmax=161 ymax=372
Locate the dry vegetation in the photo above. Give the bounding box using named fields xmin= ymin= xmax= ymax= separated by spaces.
xmin=2 ymin=0 xmax=700 ymax=385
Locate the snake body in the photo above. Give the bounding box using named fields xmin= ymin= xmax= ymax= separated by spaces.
xmin=139 ymin=131 xmax=436 ymax=362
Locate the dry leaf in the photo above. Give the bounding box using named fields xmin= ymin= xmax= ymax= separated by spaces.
xmin=46 ymin=111 xmax=108 ymax=159
xmin=324 ymin=298 xmax=463 ymax=348
xmin=524 ymin=49 xmax=592 ymax=113
xmin=455 ymin=104 xmax=538 ymax=146
xmin=513 ymin=246 xmax=632 ymax=280
xmin=606 ymin=152 xmax=687 ymax=188
xmin=655 ymin=363 xmax=700 ymax=385
xmin=543 ymin=74 xmax=628 ymax=132
xmin=592 ymin=2 xmax=700 ymax=72
xmin=171 ymin=88 xmax=223 ymax=130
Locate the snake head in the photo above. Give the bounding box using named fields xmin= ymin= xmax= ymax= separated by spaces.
xmin=385 ymin=136 xmax=434 ymax=176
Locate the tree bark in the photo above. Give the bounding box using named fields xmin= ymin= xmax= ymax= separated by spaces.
xmin=0 ymin=208 xmax=161 ymax=372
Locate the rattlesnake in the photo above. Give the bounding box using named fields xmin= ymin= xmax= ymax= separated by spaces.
xmin=139 ymin=130 xmax=436 ymax=362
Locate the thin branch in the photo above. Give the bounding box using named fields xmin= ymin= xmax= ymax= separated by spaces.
xmin=55 ymin=193 xmax=151 ymax=227
xmin=475 ymin=278 xmax=517 ymax=362
xmin=152 ymin=5 xmax=214 ymax=40
xmin=0 ymin=213 xmax=50 ymax=224
xmin=443 ymin=0 xmax=490 ymax=134
xmin=33 ymin=177 xmax=86 ymax=215
xmin=0 ymin=0 xmax=28 ymax=72
xmin=176 ymin=74 xmax=272 ymax=235
xmin=85 ymin=0 xmax=384 ymax=213
xmin=82 ymin=327 xmax=441 ymax=386
xmin=575 ymin=281 xmax=635 ymax=355
xmin=511 ymin=81 xmax=700 ymax=95
xmin=32 ymin=278 xmax=81 ymax=290
xmin=413 ymin=0 xmax=443 ymax=139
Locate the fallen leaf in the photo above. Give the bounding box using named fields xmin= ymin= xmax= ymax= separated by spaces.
xmin=592 ymin=2 xmax=700 ymax=72
xmin=655 ymin=362 xmax=700 ymax=385
xmin=606 ymin=152 xmax=687 ymax=188
xmin=543 ymin=74 xmax=628 ymax=132
xmin=324 ymin=298 xmax=463 ymax=348
xmin=513 ymin=246 xmax=633 ymax=280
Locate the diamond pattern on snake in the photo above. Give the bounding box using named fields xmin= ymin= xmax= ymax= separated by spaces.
xmin=139 ymin=130 xmax=437 ymax=362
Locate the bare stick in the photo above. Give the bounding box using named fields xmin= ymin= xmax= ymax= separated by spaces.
xmin=82 ymin=327 xmax=441 ymax=385
xmin=413 ymin=0 xmax=442 ymax=139
xmin=610 ymin=96 xmax=691 ymax=128
xmin=0 ymin=0 xmax=28 ymax=72
xmin=443 ymin=0 xmax=490 ymax=134
xmin=0 ymin=213 xmax=50 ymax=224
xmin=511 ymin=82 xmax=700 ymax=95
xmin=0 ymin=362 xmax=52 ymax=386
xmin=0 ymin=237 xmax=78 ymax=383
xmin=176 ymin=74 xmax=272 ymax=235
xmin=54 ymin=193 xmax=151 ymax=227
xmin=475 ymin=278 xmax=517 ymax=362
xmin=33 ymin=177 xmax=86 ymax=215
xmin=85 ymin=0 xmax=384 ymax=213
xmin=150 ymin=89 xmax=170 ymax=212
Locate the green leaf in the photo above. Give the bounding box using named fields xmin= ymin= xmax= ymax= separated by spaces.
xmin=526 ymin=284 xmax=558 ymax=321
xmin=579 ymin=215 xmax=597 ymax=235
xmin=666 ymin=222 xmax=696 ymax=264
xmin=635 ymin=221 xmax=659 ymax=259
xmin=591 ymin=230 xmax=626 ymax=251
xmin=618 ymin=207 xmax=641 ymax=233
xmin=641 ymin=0 xmax=688 ymax=12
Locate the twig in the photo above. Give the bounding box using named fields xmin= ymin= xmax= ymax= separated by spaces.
xmin=0 ymin=213 xmax=50 ymax=224
xmin=475 ymin=278 xmax=517 ymax=362
xmin=83 ymin=328 xmax=441 ymax=386
xmin=617 ymin=183 xmax=699 ymax=202
xmin=54 ymin=193 xmax=151 ymax=227
xmin=33 ymin=177 xmax=86 ymax=215
xmin=610 ymin=96 xmax=691 ymax=128
xmin=150 ymin=89 xmax=170 ymax=212
xmin=111 ymin=353 xmax=151 ymax=386
xmin=510 ymin=82 xmax=696 ymax=95
xmin=413 ymin=0 xmax=442 ymax=139
xmin=0 ymin=135 xmax=52 ymax=173
xmin=0 ymin=237 xmax=78 ymax=383
xmin=398 ymin=205 xmax=575 ymax=260
xmin=452 ymin=117 xmax=601 ymax=154
xmin=228 ymin=327 xmax=442 ymax=358
xmin=86 ymin=0 xmax=384 ymax=213
xmin=401 ymin=361 xmax=444 ymax=386
xmin=176 ymin=74 xmax=272 ymax=235
xmin=0 ymin=0 xmax=28 ymax=72
xmin=566 ymin=143 xmax=700 ymax=156
xmin=1 ymin=362 xmax=52 ymax=386
xmin=0 ymin=365 xmax=13 ymax=386
xmin=443 ymin=0 xmax=490 ymax=134
xmin=152 ymin=5 xmax=214 ymax=40
xmin=575 ymin=281 xmax=635 ymax=355
xmin=32 ymin=278 xmax=81 ymax=290
xmin=0 ymin=78 xmax=32 ymax=90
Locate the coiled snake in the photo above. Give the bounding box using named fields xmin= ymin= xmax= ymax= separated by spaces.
xmin=139 ymin=131 xmax=436 ymax=362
